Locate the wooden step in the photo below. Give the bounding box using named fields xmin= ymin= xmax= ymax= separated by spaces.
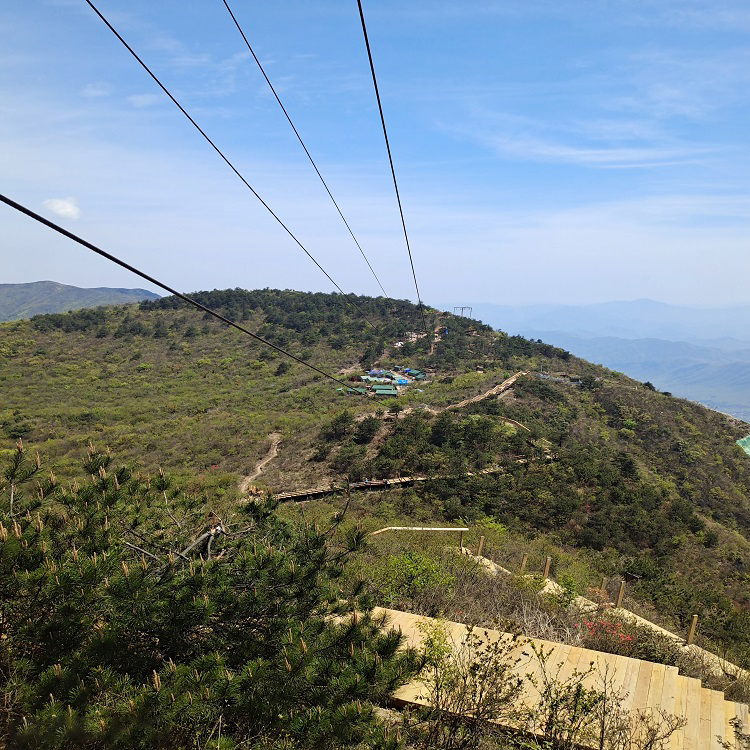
xmin=699 ymin=688 xmax=714 ymax=750
xmin=379 ymin=608 xmax=748 ymax=749
xmin=726 ymin=700 xmax=740 ymax=747
xmin=535 ymin=641 xmax=574 ymax=683
xmin=646 ymin=662 xmax=668 ymax=708
xmin=676 ymin=675 xmax=702 ymax=750
xmin=631 ymin=659 xmax=655 ymax=712
xmin=601 ymin=652 xmax=635 ymax=702
xmin=555 ymin=645 xmax=589 ymax=685
xmin=660 ymin=665 xmax=679 ymax=725
xmin=619 ymin=656 xmax=643 ymax=715
xmin=709 ymin=689 xmax=727 ymax=749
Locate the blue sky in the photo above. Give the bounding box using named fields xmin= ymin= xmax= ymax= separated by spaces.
xmin=1 ymin=0 xmax=749 ymax=306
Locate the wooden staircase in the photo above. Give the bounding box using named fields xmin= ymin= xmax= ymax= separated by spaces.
xmin=379 ymin=608 xmax=749 ymax=749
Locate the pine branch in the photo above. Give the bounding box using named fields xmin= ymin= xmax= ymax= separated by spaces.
xmin=123 ymin=542 xmax=160 ymax=561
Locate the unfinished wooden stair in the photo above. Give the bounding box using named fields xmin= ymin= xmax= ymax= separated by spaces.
xmin=378 ymin=608 xmax=749 ymax=749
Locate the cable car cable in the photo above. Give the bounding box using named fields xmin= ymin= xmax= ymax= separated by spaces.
xmin=220 ymin=0 xmax=389 ymax=299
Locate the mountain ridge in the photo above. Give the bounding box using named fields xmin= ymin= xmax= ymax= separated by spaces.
xmin=454 ymin=299 xmax=750 ymax=341
xmin=0 ymin=280 xmax=160 ymax=321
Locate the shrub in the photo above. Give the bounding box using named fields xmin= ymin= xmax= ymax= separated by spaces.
xmin=409 ymin=619 xmax=524 ymax=750
xmin=375 ymin=551 xmax=454 ymax=610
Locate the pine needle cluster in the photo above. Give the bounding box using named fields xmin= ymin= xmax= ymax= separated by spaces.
xmin=0 ymin=441 xmax=419 ymax=749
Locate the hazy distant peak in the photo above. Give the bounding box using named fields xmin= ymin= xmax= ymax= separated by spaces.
xmin=0 ymin=281 xmax=160 ymax=322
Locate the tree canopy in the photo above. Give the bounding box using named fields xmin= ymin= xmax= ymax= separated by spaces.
xmin=0 ymin=442 xmax=418 ymax=749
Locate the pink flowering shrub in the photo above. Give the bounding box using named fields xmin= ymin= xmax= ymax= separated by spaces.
xmin=577 ymin=617 xmax=635 ymax=656
xmin=575 ymin=615 xmax=683 ymax=665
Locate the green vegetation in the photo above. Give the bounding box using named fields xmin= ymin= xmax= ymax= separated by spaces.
xmin=0 ymin=442 xmax=418 ymax=748
xmin=3 ymin=287 xmax=750 ymax=710
xmin=0 ymin=289 xmax=568 ymax=488
xmin=315 ymin=361 xmax=750 ymax=661
xmin=0 ymin=445 xmax=694 ymax=750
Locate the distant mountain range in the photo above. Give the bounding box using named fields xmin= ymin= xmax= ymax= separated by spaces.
xmin=442 ymin=300 xmax=750 ymax=421
xmin=0 ymin=281 xmax=160 ymax=322
xmin=462 ymin=299 xmax=750 ymax=343
xmin=520 ymin=332 xmax=750 ymax=421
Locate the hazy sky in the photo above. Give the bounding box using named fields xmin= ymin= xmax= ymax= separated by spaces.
xmin=2 ymin=0 xmax=749 ymax=306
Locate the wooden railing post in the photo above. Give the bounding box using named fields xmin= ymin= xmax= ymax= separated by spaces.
xmin=477 ymin=535 xmax=485 ymax=557
xmin=520 ymin=553 xmax=528 ymax=574
xmin=459 ymin=530 xmax=464 ymax=550
xmin=615 ymin=580 xmax=625 ymax=608
xmin=599 ymin=577 xmax=607 ymax=595
xmin=543 ymin=556 xmax=552 ymax=580
xmin=686 ymin=614 xmax=699 ymax=645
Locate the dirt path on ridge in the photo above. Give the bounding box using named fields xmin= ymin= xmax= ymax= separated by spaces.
xmin=239 ymin=432 xmax=282 ymax=492
xmin=356 ymin=370 xmax=530 ymax=429
xmin=387 ymin=370 xmax=528 ymax=419
xmin=444 ymin=371 xmax=527 ymax=411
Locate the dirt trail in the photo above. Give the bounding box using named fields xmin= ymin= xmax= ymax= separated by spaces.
xmin=276 ymin=372 xmax=531 ymax=500
xmin=388 ymin=370 xmax=528 ymax=420
xmin=357 ymin=370 xmax=529 ymax=426
xmin=239 ymin=432 xmax=282 ymax=492
xmin=445 ymin=370 xmax=527 ymax=411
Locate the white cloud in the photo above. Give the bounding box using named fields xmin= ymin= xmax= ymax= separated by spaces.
xmin=476 ymin=132 xmax=710 ymax=168
xmin=171 ymin=53 xmax=212 ymax=69
xmin=81 ymin=82 xmax=112 ymax=98
xmin=43 ymin=197 xmax=81 ymax=220
xmin=127 ymin=94 xmax=159 ymax=108
xmin=609 ymin=47 xmax=750 ymax=120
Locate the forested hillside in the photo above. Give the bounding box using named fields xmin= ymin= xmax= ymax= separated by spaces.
xmin=0 ymin=289 xmax=566 ymax=485
xmin=3 ymin=287 xmax=750 ymax=670
xmin=0 ymin=281 xmax=159 ymax=321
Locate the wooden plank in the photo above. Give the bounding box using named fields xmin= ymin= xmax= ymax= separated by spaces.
xmin=599 ymin=653 xmax=631 ymax=699
xmin=618 ymin=656 xmax=642 ymax=715
xmin=381 ymin=608 xmax=425 ymax=649
xmin=631 ymin=660 xmax=655 ymax=711
xmin=699 ymin=689 xmax=713 ymax=750
xmin=680 ymin=676 xmax=703 ymax=750
xmin=555 ymin=645 xmax=588 ymax=686
xmin=579 ymin=650 xmax=608 ymax=690
xmin=710 ymin=689 xmax=727 ymax=749
xmin=660 ymin=665 xmax=678 ymax=723
xmin=726 ymin=700 xmax=740 ymax=749
xmin=534 ymin=642 xmax=573 ymax=685
xmin=646 ymin=662 xmax=667 ymax=708
xmin=515 ymin=640 xmax=552 ymax=711
xmin=654 ymin=665 xmax=682 ymax=747
xmin=670 ymin=676 xmax=691 ymax=750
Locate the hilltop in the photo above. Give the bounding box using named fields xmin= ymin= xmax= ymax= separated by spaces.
xmin=0 ymin=280 xmax=160 ymax=321
xmin=3 ymin=287 xmax=750 ymax=664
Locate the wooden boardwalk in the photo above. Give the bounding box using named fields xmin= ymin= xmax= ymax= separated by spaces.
xmin=378 ymin=608 xmax=749 ymax=749
xmin=463 ymin=548 xmax=750 ymax=684
xmin=273 ymin=465 xmax=523 ymax=503
xmin=275 ymin=475 xmax=424 ymax=502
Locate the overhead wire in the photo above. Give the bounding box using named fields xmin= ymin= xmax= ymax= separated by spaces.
xmin=355 ymin=0 xmax=430 ymax=337
xmin=0 ymin=192 xmax=388 ymax=404
xmin=82 ymin=0 xmax=377 ymax=328
xmin=220 ymin=0 xmax=389 ymax=299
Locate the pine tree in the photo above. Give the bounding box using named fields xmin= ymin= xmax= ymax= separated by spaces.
xmin=0 ymin=442 xmax=418 ymax=749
